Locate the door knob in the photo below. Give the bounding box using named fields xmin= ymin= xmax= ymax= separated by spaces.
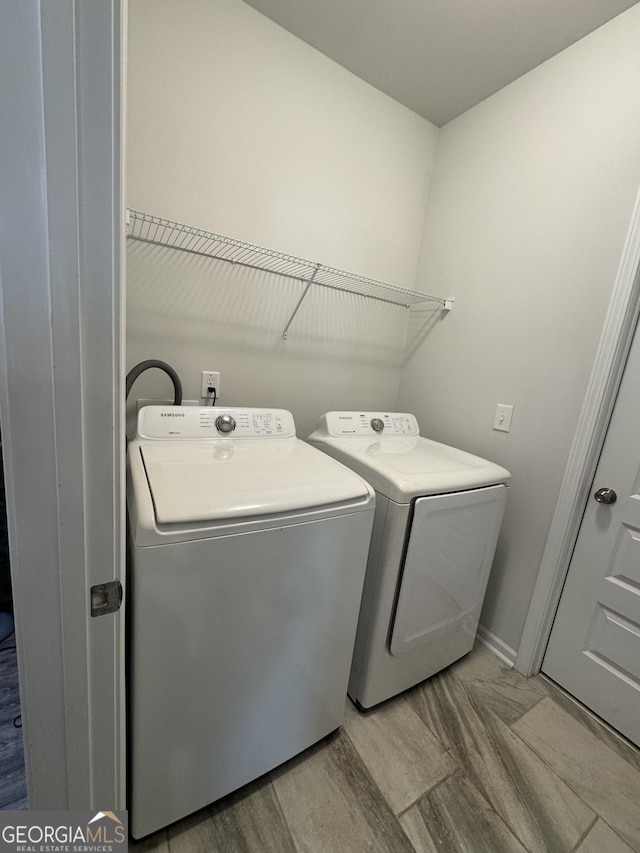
xmin=594 ymin=487 xmax=617 ymax=505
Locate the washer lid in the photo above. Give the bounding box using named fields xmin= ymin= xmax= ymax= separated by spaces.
xmin=307 ymin=434 xmax=510 ymax=502
xmin=139 ymin=438 xmax=370 ymax=524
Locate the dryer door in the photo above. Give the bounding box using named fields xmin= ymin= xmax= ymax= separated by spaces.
xmin=390 ymin=485 xmax=506 ymax=657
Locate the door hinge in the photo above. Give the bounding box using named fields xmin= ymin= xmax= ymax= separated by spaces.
xmin=90 ymin=580 xmax=123 ymax=617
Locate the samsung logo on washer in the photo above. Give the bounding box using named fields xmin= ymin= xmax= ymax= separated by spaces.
xmin=160 ymin=412 xmax=185 ymax=417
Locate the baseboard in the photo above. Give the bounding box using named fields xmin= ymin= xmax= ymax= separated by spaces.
xmin=476 ymin=623 xmax=517 ymax=667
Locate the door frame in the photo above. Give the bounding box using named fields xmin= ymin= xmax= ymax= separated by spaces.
xmin=0 ymin=1 xmax=126 ymax=807
xmin=516 ymin=184 xmax=640 ymax=677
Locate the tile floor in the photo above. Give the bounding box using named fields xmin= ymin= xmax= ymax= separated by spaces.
xmin=132 ymin=645 xmax=640 ymax=853
xmin=0 ymin=631 xmax=27 ymax=810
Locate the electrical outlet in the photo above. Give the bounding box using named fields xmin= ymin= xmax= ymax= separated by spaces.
xmin=201 ymin=370 xmax=221 ymax=400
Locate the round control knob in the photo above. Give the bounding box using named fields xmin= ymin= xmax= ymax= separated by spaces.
xmin=370 ymin=418 xmax=384 ymax=433
xmin=594 ymin=487 xmax=617 ymax=505
xmin=215 ymin=414 xmax=236 ymax=434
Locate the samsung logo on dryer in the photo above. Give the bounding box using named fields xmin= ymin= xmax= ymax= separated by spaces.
xmin=160 ymin=412 xmax=186 ymax=417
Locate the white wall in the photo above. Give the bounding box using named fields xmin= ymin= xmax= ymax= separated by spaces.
xmin=127 ymin=0 xmax=640 ymax=657
xmin=126 ymin=0 xmax=439 ymax=436
xmin=399 ymin=5 xmax=640 ymax=652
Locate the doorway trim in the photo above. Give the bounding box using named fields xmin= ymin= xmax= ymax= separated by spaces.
xmin=0 ymin=1 xmax=125 ymax=807
xmin=515 ymin=185 xmax=640 ymax=677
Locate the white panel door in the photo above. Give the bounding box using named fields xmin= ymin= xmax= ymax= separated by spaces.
xmin=543 ymin=314 xmax=640 ymax=746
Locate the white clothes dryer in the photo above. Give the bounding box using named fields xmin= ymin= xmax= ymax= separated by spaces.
xmin=127 ymin=406 xmax=375 ymax=838
xmin=308 ymin=412 xmax=510 ymax=710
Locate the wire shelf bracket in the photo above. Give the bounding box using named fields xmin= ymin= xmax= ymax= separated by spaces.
xmin=282 ymin=263 xmax=321 ymax=340
xmin=126 ymin=209 xmax=455 ymax=337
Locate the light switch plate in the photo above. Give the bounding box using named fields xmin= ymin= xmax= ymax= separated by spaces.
xmin=493 ymin=403 xmax=514 ymax=432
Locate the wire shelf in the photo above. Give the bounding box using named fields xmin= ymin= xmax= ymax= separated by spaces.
xmin=126 ymin=210 xmax=454 ymax=336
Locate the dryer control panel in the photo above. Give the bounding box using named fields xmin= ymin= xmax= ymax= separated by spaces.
xmin=137 ymin=406 xmax=296 ymax=439
xmin=318 ymin=411 xmax=419 ymax=437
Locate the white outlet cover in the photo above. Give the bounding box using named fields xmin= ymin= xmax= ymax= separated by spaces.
xmin=201 ymin=371 xmax=221 ymax=398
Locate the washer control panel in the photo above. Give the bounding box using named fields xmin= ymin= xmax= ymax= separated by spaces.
xmin=137 ymin=406 xmax=296 ymax=439
xmin=321 ymin=411 xmax=419 ymax=437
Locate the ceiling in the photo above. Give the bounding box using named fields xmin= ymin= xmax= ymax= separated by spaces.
xmin=241 ymin=0 xmax=639 ymax=126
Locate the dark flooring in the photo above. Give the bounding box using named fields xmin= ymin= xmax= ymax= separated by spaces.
xmin=132 ymin=644 xmax=640 ymax=853
xmin=3 ymin=637 xmax=639 ymax=849
xmin=0 ymin=631 xmax=27 ymax=810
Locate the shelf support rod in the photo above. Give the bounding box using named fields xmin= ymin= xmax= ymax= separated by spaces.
xmin=282 ymin=263 xmax=321 ymax=339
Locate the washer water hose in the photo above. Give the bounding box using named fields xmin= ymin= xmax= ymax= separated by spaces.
xmin=125 ymin=359 xmax=183 ymax=405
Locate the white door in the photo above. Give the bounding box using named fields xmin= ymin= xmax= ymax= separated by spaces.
xmin=543 ymin=312 xmax=640 ymax=746
xmin=0 ymin=1 xmax=126 ymax=807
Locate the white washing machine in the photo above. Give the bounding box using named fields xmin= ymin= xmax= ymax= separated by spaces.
xmin=308 ymin=411 xmax=510 ymax=710
xmin=127 ymin=406 xmax=375 ymax=838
